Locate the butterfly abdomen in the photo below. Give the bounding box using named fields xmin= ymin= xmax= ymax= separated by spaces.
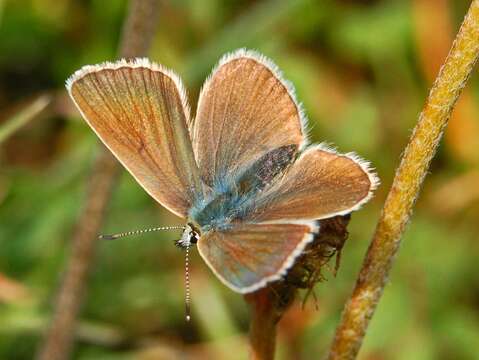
xmin=236 ymin=145 xmax=297 ymax=193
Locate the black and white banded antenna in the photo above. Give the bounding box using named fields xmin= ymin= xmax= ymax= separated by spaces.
xmin=100 ymin=223 xmax=197 ymax=322
xmin=99 ymin=225 xmax=185 ymax=240
xmin=176 ymin=224 xmax=199 ymax=322
xmin=185 ymin=242 xmax=192 ymax=321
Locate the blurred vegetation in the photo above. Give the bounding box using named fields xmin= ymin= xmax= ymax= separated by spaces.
xmin=1 ymin=0 xmax=479 ymax=359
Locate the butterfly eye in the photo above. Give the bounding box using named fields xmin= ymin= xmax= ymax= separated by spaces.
xmin=189 ymin=231 xmax=199 ymax=244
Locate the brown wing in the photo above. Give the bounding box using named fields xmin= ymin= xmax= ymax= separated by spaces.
xmin=192 ymin=49 xmax=308 ymax=186
xmin=67 ymin=59 xmax=202 ymax=218
xmin=246 ymin=145 xmax=379 ymax=222
xmin=197 ymin=222 xmax=318 ymax=293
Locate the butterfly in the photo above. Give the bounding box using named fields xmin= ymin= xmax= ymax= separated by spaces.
xmin=66 ymin=49 xmax=378 ymax=295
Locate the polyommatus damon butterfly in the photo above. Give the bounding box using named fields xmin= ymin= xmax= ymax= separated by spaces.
xmin=66 ymin=49 xmax=378 ymax=303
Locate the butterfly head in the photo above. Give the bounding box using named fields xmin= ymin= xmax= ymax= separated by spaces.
xmin=176 ymin=223 xmax=201 ymax=249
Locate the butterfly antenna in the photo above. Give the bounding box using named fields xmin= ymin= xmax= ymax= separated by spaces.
xmin=99 ymin=226 xmax=185 ymax=240
xmin=185 ymin=243 xmax=192 ymax=322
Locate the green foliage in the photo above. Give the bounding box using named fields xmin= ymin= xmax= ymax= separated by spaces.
xmin=1 ymin=1 xmax=478 ymax=359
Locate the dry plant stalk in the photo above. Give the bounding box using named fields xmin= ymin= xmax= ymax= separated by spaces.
xmin=36 ymin=1 xmax=159 ymax=359
xmin=0 ymin=95 xmax=52 ymax=144
xmin=246 ymin=216 xmax=350 ymax=360
xmin=328 ymin=1 xmax=479 ymax=359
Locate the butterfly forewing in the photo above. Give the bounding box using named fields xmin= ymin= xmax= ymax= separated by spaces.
xmin=67 ymin=60 xmax=202 ymax=217
xmin=247 ymin=145 xmax=379 ymax=222
xmin=192 ymin=49 xmax=307 ymax=187
xmin=197 ymin=222 xmax=318 ymax=293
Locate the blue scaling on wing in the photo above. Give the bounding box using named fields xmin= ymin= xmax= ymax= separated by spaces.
xmin=189 ymin=145 xmax=298 ymax=231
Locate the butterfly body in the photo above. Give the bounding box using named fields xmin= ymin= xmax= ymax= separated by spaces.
xmin=66 ymin=50 xmax=378 ymax=293
xmin=189 ymin=144 xmax=298 ymax=232
xmin=189 ymin=189 xmax=246 ymax=232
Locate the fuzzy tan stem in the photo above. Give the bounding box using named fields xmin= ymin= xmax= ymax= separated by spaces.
xmin=327 ymin=2 xmax=479 ymax=359
xmin=36 ymin=1 xmax=159 ymax=359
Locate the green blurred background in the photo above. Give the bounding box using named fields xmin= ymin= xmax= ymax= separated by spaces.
xmin=1 ymin=0 xmax=479 ymax=359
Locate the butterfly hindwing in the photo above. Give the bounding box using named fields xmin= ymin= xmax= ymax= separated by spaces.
xmin=67 ymin=60 xmax=202 ymax=218
xmin=247 ymin=145 xmax=379 ymax=223
xmin=197 ymin=222 xmax=318 ymax=293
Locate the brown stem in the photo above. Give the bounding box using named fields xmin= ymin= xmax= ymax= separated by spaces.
xmin=118 ymin=0 xmax=160 ymax=59
xmin=36 ymin=1 xmax=159 ymax=359
xmin=327 ymin=2 xmax=479 ymax=359
xmin=246 ymin=288 xmax=282 ymax=360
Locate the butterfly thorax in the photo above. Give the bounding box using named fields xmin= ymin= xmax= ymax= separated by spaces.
xmin=189 ymin=188 xmax=251 ymax=231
